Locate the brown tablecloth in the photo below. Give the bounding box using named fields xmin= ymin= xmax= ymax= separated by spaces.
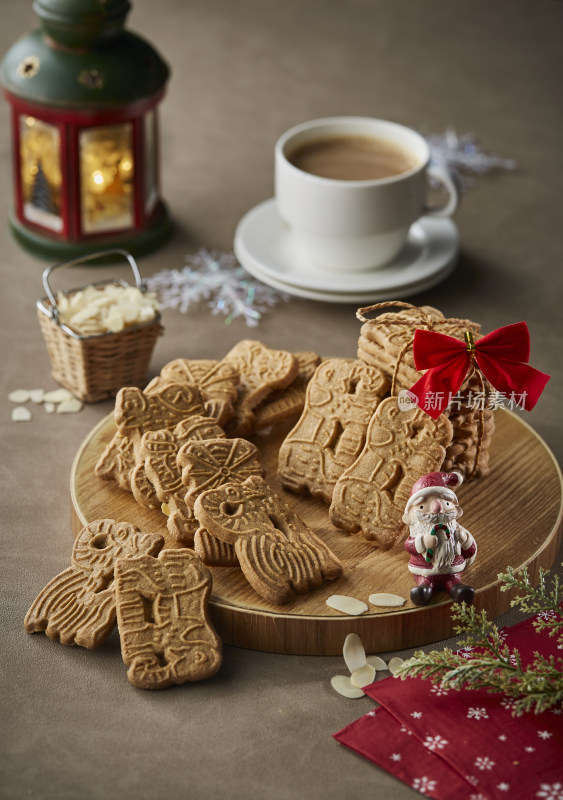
xmin=1 ymin=1 xmax=561 ymax=798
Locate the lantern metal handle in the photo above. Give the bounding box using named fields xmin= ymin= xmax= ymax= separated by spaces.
xmin=41 ymin=249 xmax=146 ymax=322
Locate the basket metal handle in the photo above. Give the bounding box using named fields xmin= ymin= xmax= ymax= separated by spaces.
xmin=41 ymin=249 xmax=146 ymax=322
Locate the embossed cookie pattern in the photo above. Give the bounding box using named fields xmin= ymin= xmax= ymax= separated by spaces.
xmin=147 ymin=358 xmax=239 ymax=427
xmin=179 ymin=437 xmax=264 ymax=506
xmin=179 ymin=436 xmax=264 ymax=561
xmin=223 ymin=340 xmax=298 ymax=436
xmin=193 ymin=528 xmax=239 ymax=567
xmin=95 ymin=383 xmax=206 ymax=493
xmin=137 ymin=416 xmax=226 ymax=544
xmin=95 ymin=432 xmax=137 ymax=489
xmin=115 ymin=548 xmax=222 ymax=689
xmin=194 ymin=476 xmax=343 ymax=605
xmin=24 ymin=519 xmax=164 ymax=648
xmin=254 ymin=350 xmax=321 ymax=430
xmin=277 ymin=359 xmax=390 ymax=503
xmin=115 ymin=383 xmax=205 ymax=440
xmin=329 ymin=397 xmax=453 ymax=549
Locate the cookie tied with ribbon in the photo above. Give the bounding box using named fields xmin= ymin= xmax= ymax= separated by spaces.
xmin=410 ymin=321 xmax=550 ymax=419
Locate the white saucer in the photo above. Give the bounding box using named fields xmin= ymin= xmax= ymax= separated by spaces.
xmin=234 ymin=198 xmax=459 ymax=303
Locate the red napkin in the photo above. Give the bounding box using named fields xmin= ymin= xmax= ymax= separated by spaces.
xmin=334 ymin=612 xmax=563 ymax=799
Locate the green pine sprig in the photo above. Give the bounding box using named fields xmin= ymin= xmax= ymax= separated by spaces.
xmin=394 ymin=564 xmax=563 ymax=716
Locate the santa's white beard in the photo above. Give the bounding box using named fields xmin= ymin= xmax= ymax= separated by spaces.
xmin=410 ymin=514 xmax=458 ymax=568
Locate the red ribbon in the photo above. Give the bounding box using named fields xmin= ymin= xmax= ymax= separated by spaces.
xmin=409 ymin=322 xmax=550 ymax=419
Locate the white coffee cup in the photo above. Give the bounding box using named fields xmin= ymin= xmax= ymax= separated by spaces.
xmin=275 ymin=117 xmax=458 ymax=272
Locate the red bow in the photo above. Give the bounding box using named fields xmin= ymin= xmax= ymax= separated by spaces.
xmin=409 ymin=322 xmax=550 ymax=419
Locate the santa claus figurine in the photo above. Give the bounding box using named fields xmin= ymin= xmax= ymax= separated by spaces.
xmin=403 ymin=471 xmax=477 ymax=606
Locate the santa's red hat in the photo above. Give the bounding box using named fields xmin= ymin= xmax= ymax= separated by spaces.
xmin=404 ymin=471 xmax=463 ymax=514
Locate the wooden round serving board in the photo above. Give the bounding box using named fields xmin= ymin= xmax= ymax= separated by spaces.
xmin=71 ymin=409 xmax=562 ymax=656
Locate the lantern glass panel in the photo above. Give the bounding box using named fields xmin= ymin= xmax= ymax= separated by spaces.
xmin=79 ymin=122 xmax=134 ymax=234
xmin=19 ymin=115 xmax=63 ymax=232
xmin=144 ymin=110 xmax=158 ymax=215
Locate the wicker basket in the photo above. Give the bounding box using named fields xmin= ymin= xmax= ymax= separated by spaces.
xmin=36 ymin=249 xmax=163 ymax=403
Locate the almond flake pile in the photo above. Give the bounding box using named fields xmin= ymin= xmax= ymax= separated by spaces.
xmin=330 ymin=633 xmax=404 ymax=699
xmin=9 ymin=388 xmax=83 ymax=420
xmin=56 ymin=283 xmax=159 ymax=336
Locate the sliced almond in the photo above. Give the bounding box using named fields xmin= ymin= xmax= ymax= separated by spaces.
xmin=368 ymin=593 xmax=406 ymax=608
xmin=387 ymin=657 xmax=405 ymax=675
xmin=12 ymin=406 xmax=32 ymax=422
xmin=43 ymin=388 xmax=74 ymax=403
xmin=57 ymin=397 xmax=83 ymax=414
xmin=44 ymin=402 xmax=56 ymax=414
xmin=8 ymin=390 xmax=30 ymax=403
xmin=351 ymin=663 xmax=376 ymax=689
xmin=366 ymin=655 xmax=388 ymax=672
xmin=29 ymin=389 xmax=45 ymax=403
xmin=343 ymin=632 xmax=367 ymax=674
xmin=326 ymin=595 xmax=368 ymax=616
xmin=105 ymin=312 xmax=125 ymax=333
xmin=330 ymin=675 xmax=365 ymax=699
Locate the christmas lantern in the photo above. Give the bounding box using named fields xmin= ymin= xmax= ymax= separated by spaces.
xmin=1 ymin=0 xmax=171 ymax=260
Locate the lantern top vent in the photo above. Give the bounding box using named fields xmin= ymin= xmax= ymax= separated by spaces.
xmin=33 ymin=0 xmax=131 ymax=48
xmin=1 ymin=0 xmax=169 ymax=108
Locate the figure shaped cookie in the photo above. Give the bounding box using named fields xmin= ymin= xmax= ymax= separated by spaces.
xmin=115 ymin=382 xmax=205 ymax=442
xmin=194 ymin=476 xmax=343 ymax=605
xmin=159 ymin=358 xmax=239 ymax=425
xmin=96 ymin=383 xmax=205 ymax=491
xmin=179 ymin=437 xmax=264 ymax=562
xmin=329 ymin=397 xmax=454 ymax=549
xmin=95 ymin=432 xmax=137 ymax=490
xmin=24 ymin=519 xmax=164 ymax=648
xmin=254 ymin=350 xmax=321 ymax=431
xmin=223 ymin=340 xmax=298 ymax=436
xmin=131 ymin=416 xmax=225 ymax=509
xmin=278 ymin=359 xmax=390 ymax=503
xmin=115 ymin=548 xmax=222 ymax=689
xmin=140 ymin=416 xmax=226 ymax=545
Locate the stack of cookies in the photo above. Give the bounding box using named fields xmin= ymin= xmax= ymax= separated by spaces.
xmin=275 ymin=303 xmax=496 ymax=551
xmin=356 ymin=304 xmax=495 ymax=480
xmin=94 ymin=340 xmax=343 ymax=607
xmin=276 ymin=355 xmax=455 ymax=550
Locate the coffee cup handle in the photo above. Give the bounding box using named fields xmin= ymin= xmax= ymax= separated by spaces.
xmin=424 ymin=165 xmax=459 ymax=217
